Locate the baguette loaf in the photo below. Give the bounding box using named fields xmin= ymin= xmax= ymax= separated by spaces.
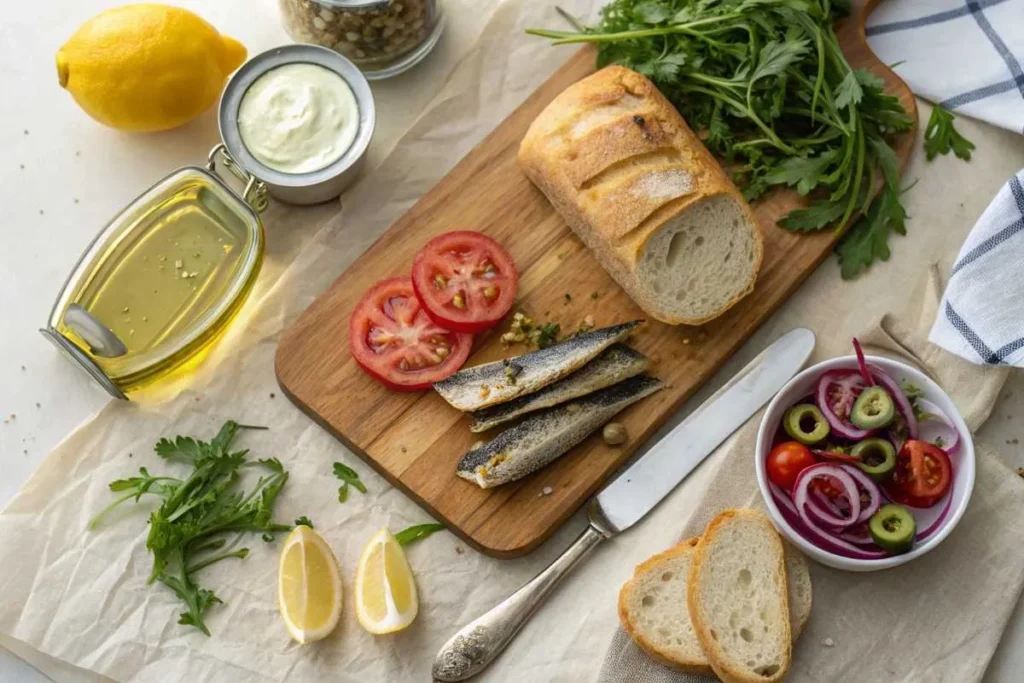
xmin=519 ymin=66 xmax=763 ymax=325
xmin=619 ymin=536 xmax=811 ymax=673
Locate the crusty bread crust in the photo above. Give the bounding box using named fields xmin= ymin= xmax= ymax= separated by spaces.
xmin=688 ymin=509 xmax=792 ymax=683
xmin=785 ymin=542 xmax=813 ymax=638
xmin=618 ymin=537 xmax=714 ymax=675
xmin=518 ymin=65 xmax=763 ymax=326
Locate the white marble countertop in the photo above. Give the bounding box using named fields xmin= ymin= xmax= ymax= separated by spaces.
xmin=2 ymin=1 xmax=1024 ymax=681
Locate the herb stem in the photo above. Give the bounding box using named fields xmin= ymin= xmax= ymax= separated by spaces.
xmin=838 ymin=120 xmax=866 ymax=231
xmin=86 ymin=482 xmax=176 ymax=529
xmin=186 ymin=548 xmax=250 ymax=574
xmin=525 ymin=13 xmax=744 ymax=45
xmin=689 ymin=72 xmax=743 ymax=90
xmin=88 ymin=491 xmax=143 ymax=529
xmin=745 ymin=82 xmax=797 ymax=154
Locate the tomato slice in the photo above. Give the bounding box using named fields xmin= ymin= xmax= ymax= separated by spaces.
xmin=349 ymin=277 xmax=473 ymax=391
xmin=883 ymin=439 xmax=952 ymax=508
xmin=411 ymin=231 xmax=518 ymax=333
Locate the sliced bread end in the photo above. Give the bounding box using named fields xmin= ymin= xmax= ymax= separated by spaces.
xmin=618 ymin=537 xmax=713 ymax=675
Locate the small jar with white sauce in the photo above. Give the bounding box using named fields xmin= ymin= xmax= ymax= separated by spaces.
xmin=219 ymin=45 xmax=376 ymax=205
xmin=278 ymin=0 xmax=443 ymax=80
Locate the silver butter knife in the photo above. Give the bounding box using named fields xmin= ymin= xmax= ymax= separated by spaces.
xmin=432 ymin=328 xmax=816 ymax=681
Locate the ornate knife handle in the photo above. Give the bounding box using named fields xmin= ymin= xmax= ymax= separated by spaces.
xmin=432 ymin=525 xmax=607 ymax=681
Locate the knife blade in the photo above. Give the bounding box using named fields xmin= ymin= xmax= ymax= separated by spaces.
xmin=590 ymin=326 xmax=816 ymax=535
xmin=433 ymin=328 xmax=816 ymax=682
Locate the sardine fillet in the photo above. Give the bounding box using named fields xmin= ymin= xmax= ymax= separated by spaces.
xmin=456 ymin=375 xmax=663 ymax=488
xmin=468 ymin=344 xmax=650 ymax=433
xmin=434 ymin=320 xmax=643 ymax=412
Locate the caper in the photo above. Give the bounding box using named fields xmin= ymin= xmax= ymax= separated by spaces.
xmin=602 ymin=422 xmax=628 ymax=446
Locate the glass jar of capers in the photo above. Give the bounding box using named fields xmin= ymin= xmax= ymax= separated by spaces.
xmin=278 ymin=0 xmax=443 ymax=79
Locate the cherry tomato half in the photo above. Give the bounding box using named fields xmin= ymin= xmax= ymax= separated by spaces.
xmin=349 ymin=277 xmax=473 ymax=391
xmin=883 ymin=439 xmax=952 ymax=508
xmin=766 ymin=441 xmax=818 ymax=490
xmin=411 ymin=231 xmax=518 ymax=333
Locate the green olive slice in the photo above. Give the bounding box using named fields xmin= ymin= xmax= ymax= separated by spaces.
xmin=783 ymin=403 xmax=830 ymax=445
xmin=852 ymin=438 xmax=897 ymax=481
xmin=850 ymin=386 xmax=895 ymax=430
xmin=869 ymin=503 xmax=916 ymax=554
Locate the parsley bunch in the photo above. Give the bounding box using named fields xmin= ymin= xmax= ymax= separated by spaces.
xmin=529 ymin=0 xmax=972 ymax=277
xmin=89 ymin=421 xmax=298 ymax=635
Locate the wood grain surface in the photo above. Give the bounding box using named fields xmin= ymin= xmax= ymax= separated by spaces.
xmin=275 ymin=0 xmax=918 ymax=558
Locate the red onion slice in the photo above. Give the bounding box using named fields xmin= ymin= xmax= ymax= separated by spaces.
xmin=794 ymin=463 xmax=861 ymax=529
xmin=838 ymin=524 xmax=874 ymax=546
xmin=838 ymin=463 xmax=882 ymax=524
xmin=769 ymin=482 xmax=799 ymax=517
xmin=797 ymin=505 xmax=887 ymax=559
xmin=815 ymin=370 xmax=873 ymax=440
xmin=915 ymin=398 xmax=961 ymax=455
xmin=811 ymin=485 xmax=847 ymax=516
xmin=867 ymin=364 xmax=919 ymax=440
xmin=770 ymin=484 xmax=887 ymax=560
xmin=852 ymin=338 xmax=876 ymax=386
xmin=917 ymin=491 xmax=954 ymax=541
xmin=804 ymin=497 xmax=848 ymax=529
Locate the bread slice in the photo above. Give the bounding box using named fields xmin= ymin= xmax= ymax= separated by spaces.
xmin=519 ymin=65 xmax=763 ymax=326
xmin=688 ymin=510 xmax=791 ymax=683
xmin=619 ymin=536 xmax=811 ymax=673
xmin=619 ymin=538 xmax=712 ymax=674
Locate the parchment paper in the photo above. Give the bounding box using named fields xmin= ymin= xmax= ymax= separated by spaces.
xmin=3 ymin=2 xmax=1024 ymax=682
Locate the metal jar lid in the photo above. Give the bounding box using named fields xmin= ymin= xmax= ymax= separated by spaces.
xmin=218 ymin=45 xmax=377 ymax=205
xmin=280 ymin=0 xmax=445 ymax=80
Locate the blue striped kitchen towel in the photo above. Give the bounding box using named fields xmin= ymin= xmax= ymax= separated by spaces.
xmin=866 ymin=0 xmax=1024 ymax=134
xmin=929 ymin=170 xmax=1024 ymax=365
xmin=866 ymin=1 xmax=1024 ymax=365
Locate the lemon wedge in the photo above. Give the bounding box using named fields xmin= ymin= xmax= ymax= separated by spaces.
xmin=278 ymin=525 xmax=343 ymax=643
xmin=355 ymin=528 xmax=419 ymax=634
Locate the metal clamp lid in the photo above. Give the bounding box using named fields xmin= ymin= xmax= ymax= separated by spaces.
xmin=40 ymin=327 xmax=128 ymax=400
xmin=207 ymin=143 xmax=269 ymax=213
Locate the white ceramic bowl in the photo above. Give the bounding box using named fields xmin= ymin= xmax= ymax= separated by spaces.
xmin=755 ymin=355 xmax=975 ymax=571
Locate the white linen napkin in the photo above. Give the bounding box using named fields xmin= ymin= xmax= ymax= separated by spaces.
xmin=866 ymin=0 xmax=1024 ymax=134
xmin=929 ymin=170 xmax=1024 ymax=365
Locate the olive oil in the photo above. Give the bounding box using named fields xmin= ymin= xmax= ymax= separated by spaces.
xmin=50 ymin=167 xmax=264 ymax=393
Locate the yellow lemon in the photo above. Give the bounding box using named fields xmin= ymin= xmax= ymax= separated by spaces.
xmin=278 ymin=525 xmax=343 ymax=643
xmin=354 ymin=528 xmax=419 ymax=634
xmin=56 ymin=4 xmax=246 ymax=132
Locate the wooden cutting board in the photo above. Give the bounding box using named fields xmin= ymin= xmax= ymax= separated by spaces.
xmin=275 ymin=0 xmax=916 ymax=558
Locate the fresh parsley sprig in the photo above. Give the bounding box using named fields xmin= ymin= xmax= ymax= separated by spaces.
xmin=333 ymin=461 xmax=367 ymax=503
xmin=924 ymin=105 xmax=975 ymax=161
xmin=89 ymin=421 xmax=303 ymax=636
xmin=529 ymin=0 xmax=972 ymax=277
